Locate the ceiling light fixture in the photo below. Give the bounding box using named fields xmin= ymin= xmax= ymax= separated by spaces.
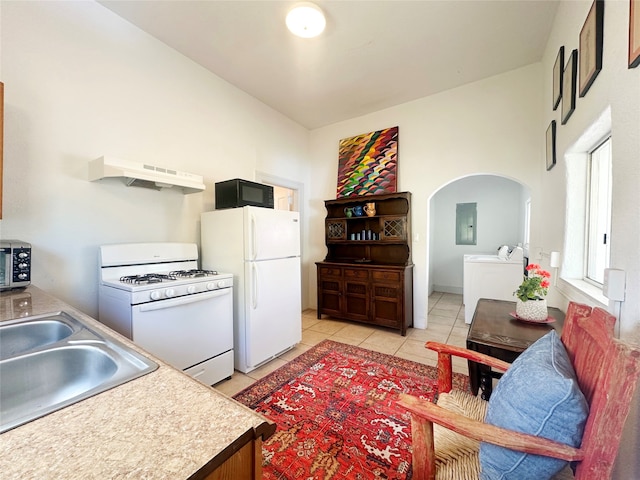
xmin=286 ymin=2 xmax=326 ymax=38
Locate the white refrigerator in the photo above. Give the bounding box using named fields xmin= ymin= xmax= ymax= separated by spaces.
xmin=201 ymin=206 xmax=302 ymax=373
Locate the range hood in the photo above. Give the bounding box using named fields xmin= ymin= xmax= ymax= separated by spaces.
xmin=89 ymin=156 xmax=205 ymax=194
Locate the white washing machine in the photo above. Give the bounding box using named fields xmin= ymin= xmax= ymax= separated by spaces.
xmin=463 ymin=247 xmax=524 ymax=324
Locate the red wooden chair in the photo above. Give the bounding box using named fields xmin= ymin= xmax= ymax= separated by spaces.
xmin=398 ymin=302 xmax=640 ymax=480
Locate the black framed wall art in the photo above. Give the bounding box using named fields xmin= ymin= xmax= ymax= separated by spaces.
xmin=579 ymin=0 xmax=605 ymax=97
xmin=553 ymin=46 xmax=564 ymax=110
xmin=546 ymin=121 xmax=557 ymax=171
xmin=631 ymin=0 xmax=640 ymax=68
xmin=562 ymin=49 xmax=578 ymax=125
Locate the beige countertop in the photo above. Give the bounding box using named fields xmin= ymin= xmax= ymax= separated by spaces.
xmin=0 ymin=286 xmax=274 ymax=479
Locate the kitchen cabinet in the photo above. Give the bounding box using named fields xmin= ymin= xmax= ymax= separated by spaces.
xmin=316 ymin=263 xmax=413 ymax=335
xmin=316 ymin=192 xmax=414 ymax=335
xmin=203 ymin=433 xmax=266 ymax=480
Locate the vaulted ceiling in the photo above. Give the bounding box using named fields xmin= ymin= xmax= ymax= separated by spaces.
xmin=99 ymin=1 xmax=559 ymax=129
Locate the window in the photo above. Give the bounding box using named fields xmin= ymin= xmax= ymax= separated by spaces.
xmin=562 ymin=107 xmax=611 ymax=304
xmin=585 ymin=137 xmax=612 ymax=284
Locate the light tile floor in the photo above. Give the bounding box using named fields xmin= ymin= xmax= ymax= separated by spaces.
xmin=214 ymin=291 xmax=469 ymax=397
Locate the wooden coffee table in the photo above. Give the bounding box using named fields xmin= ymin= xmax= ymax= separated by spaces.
xmin=466 ymin=298 xmax=565 ymax=400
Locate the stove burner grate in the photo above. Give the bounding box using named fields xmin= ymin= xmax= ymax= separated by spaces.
xmin=170 ymin=269 xmax=219 ymax=278
xmin=120 ymin=274 xmax=177 ymax=284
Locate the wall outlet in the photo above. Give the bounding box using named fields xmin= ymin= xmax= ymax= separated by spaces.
xmin=603 ymin=268 xmax=625 ymax=301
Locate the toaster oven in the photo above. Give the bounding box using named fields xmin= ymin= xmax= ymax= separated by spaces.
xmin=0 ymin=240 xmax=31 ymax=290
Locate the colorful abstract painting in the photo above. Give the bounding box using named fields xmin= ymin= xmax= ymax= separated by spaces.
xmin=336 ymin=126 xmax=398 ymax=198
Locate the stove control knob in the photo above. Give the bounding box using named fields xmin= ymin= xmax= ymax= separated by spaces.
xmin=165 ymin=288 xmax=176 ymax=298
xmin=206 ymin=282 xmax=216 ymax=291
xmin=187 ymin=285 xmax=196 ymax=294
xmin=150 ymin=290 xmax=161 ymax=301
xmin=217 ymin=280 xmax=227 ymax=288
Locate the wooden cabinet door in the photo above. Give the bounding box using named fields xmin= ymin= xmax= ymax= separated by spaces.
xmin=343 ymin=268 xmax=369 ymax=321
xmin=325 ymin=219 xmax=347 ymax=242
xmin=317 ymin=266 xmax=342 ymax=317
xmin=380 ymin=216 xmax=407 ymax=241
xmin=203 ymin=438 xmax=263 ymax=480
xmin=370 ymin=270 xmax=403 ymax=329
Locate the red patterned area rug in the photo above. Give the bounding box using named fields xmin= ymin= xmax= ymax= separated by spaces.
xmin=233 ymin=339 xmax=470 ymax=480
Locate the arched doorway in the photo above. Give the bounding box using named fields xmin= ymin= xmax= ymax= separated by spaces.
xmin=427 ymin=174 xmax=530 ymax=323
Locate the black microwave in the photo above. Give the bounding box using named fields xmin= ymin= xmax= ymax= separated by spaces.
xmin=214 ymin=179 xmax=274 ymax=209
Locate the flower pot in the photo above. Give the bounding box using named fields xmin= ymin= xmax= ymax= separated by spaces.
xmin=515 ymin=298 xmax=548 ymax=321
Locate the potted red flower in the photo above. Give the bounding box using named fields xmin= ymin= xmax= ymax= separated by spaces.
xmin=514 ymin=264 xmax=551 ymax=321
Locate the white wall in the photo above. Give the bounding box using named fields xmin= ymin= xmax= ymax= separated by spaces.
xmin=540 ymin=1 xmax=640 ymax=478
xmin=309 ymin=63 xmax=543 ymax=329
xmin=430 ymin=175 xmax=527 ymax=294
xmin=0 ymin=1 xmax=311 ymax=315
xmin=541 ymin=0 xmax=640 ymax=335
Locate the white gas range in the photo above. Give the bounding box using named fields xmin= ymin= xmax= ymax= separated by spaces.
xmin=98 ymin=242 xmax=234 ymax=386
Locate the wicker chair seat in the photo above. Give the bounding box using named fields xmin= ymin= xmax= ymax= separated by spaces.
xmin=433 ymin=390 xmax=574 ymax=480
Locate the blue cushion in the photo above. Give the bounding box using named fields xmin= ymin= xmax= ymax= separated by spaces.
xmin=479 ymin=330 xmax=588 ymax=480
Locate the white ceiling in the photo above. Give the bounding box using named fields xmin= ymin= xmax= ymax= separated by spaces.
xmin=98 ymin=0 xmax=559 ymax=130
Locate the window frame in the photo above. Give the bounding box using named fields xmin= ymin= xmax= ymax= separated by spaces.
xmin=584 ymin=136 xmax=612 ymax=286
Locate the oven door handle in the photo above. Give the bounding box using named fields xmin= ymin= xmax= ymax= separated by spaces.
xmin=138 ymin=289 xmax=231 ymax=312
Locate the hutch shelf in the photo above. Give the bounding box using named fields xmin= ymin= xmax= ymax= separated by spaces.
xmin=316 ymin=192 xmax=413 ymax=335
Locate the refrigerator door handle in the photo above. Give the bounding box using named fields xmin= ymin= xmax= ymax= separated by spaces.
xmin=251 ymin=263 xmax=258 ymax=309
xmin=250 ymin=214 xmax=257 ymax=260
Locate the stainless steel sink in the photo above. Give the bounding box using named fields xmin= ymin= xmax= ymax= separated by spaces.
xmin=0 ymin=311 xmax=158 ymax=433
xmin=0 ymin=315 xmax=77 ymax=360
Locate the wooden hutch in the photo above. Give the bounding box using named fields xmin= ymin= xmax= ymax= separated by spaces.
xmin=316 ymin=191 xmax=413 ymax=335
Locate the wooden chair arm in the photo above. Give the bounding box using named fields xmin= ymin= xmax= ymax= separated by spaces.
xmin=397 ymin=394 xmax=584 ymax=462
xmin=425 ymin=341 xmax=511 ymax=393
xmin=426 ymin=342 xmax=512 ymax=371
